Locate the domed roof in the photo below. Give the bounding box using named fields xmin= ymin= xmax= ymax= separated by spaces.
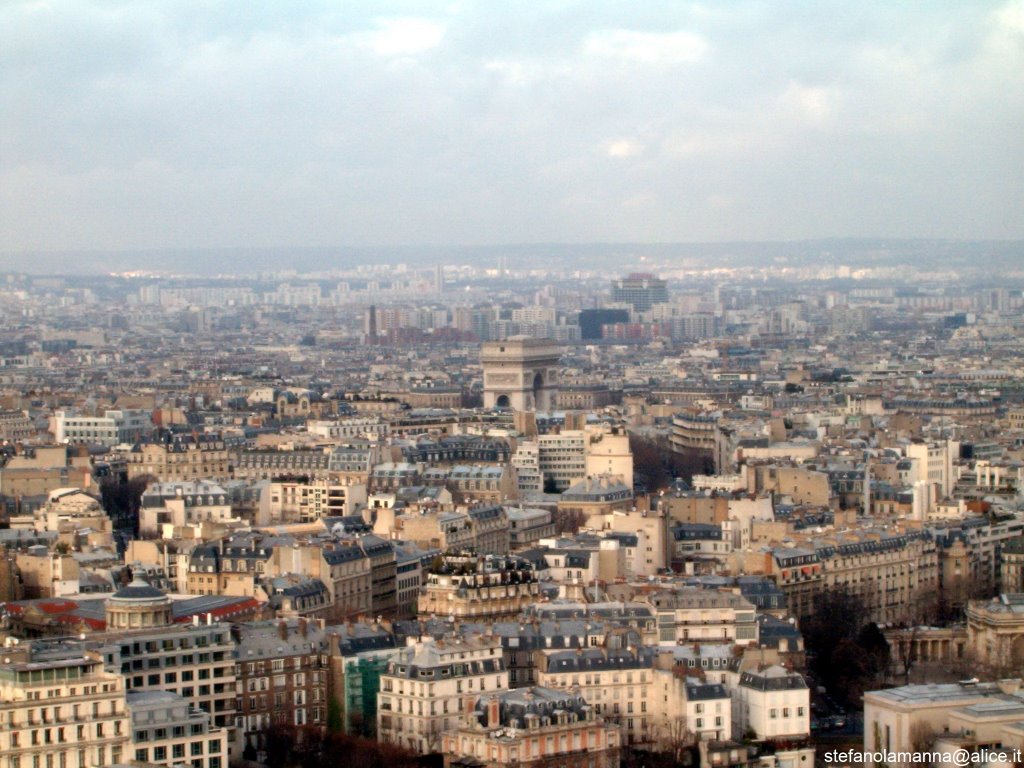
xmin=110 ymin=575 xmax=167 ymax=602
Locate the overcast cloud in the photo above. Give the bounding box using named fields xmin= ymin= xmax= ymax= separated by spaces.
xmin=1 ymin=1 xmax=1022 ymax=252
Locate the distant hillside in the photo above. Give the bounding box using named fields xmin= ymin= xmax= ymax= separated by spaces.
xmin=0 ymin=239 xmax=1021 ymax=276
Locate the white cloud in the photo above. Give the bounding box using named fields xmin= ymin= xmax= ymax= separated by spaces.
xmin=584 ymin=29 xmax=708 ymax=65
xmin=662 ymin=131 xmax=756 ymax=158
xmin=993 ymin=0 xmax=1024 ymax=34
xmin=604 ymin=139 xmax=644 ymax=158
xmin=780 ymin=81 xmax=839 ymax=126
xmin=352 ymin=17 xmax=445 ymax=57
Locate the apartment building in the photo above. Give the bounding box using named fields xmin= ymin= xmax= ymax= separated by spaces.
xmin=648 ymin=588 xmax=759 ymax=646
xmin=378 ymin=505 xmax=511 ymax=556
xmin=95 ymin=620 xmax=237 ymax=729
xmin=814 ymin=529 xmax=939 ymax=625
xmin=515 ymin=432 xmax=587 ymax=493
xmin=558 ymin=476 xmax=634 ymax=520
xmin=233 ymin=620 xmax=330 ymax=752
xmin=670 ymin=410 xmax=720 ymax=454
xmin=731 ymin=665 xmax=809 ymax=741
xmin=511 ymin=428 xmax=633 ymax=495
xmin=187 ymin=532 xmax=275 ymax=597
xmin=507 ymin=508 xmax=556 ymax=549
xmin=745 ymin=527 xmax=941 ymax=625
xmin=52 ymin=409 xmax=151 ymax=447
xmin=0 ymin=409 xmax=34 ymax=442
xmin=125 ymin=539 xmax=194 ymax=594
xmin=267 ymin=541 xmax=372 ymax=621
xmin=905 ymin=439 xmax=959 ymax=497
xmin=127 ymin=437 xmax=231 ymax=483
xmin=443 ymin=465 xmax=518 ymax=504
xmin=662 ymin=673 xmax=733 ymax=744
xmin=358 ymin=534 xmax=398 ymax=617
xmin=512 ymin=441 xmax=543 ymax=493
xmin=0 ymin=652 xmax=130 ymax=768
xmin=140 ymin=481 xmax=238 ymax=538
xmin=127 ymin=690 xmax=229 ymax=768
xmin=535 ymin=647 xmax=656 ymax=745
xmin=467 ymin=505 xmax=511 ymax=556
xmin=418 ymin=557 xmax=542 ymax=622
xmin=441 ymin=687 xmax=621 ymax=768
xmin=591 ymin=507 xmax=670 ymax=575
xmin=0 ymin=446 xmax=94 ymax=499
xmin=377 ymin=636 xmax=508 ymax=754
xmin=260 ymin=479 xmax=368 ymax=523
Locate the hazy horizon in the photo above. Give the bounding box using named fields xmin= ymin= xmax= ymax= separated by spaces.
xmin=1 ymin=238 xmax=1022 ymax=277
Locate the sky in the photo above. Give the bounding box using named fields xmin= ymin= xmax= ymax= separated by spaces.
xmin=1 ymin=1 xmax=1023 ymax=253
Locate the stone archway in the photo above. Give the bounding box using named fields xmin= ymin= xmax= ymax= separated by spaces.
xmin=496 ymin=394 xmax=511 ymax=408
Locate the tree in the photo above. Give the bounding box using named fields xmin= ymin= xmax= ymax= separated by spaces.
xmin=553 ymin=507 xmax=586 ymax=534
xmin=660 ymin=715 xmax=697 ymax=763
xmin=908 ymin=722 xmax=937 ymax=768
xmin=100 ymin=473 xmax=154 ymax=538
xmin=857 ymin=623 xmax=892 ymax=688
xmin=802 ymin=587 xmax=890 ymax=708
xmin=892 ymin=626 xmax=920 ymax=684
xmin=263 ymin=723 xmax=298 ymax=768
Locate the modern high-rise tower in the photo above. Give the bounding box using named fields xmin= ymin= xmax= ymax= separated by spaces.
xmin=611 ymin=273 xmax=669 ymax=312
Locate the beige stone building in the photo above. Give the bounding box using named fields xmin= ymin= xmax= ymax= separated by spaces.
xmin=1001 ymin=538 xmax=1024 ymax=593
xmin=127 ymin=690 xmax=229 ymax=768
xmin=418 ymin=557 xmax=541 ymax=622
xmin=376 ymin=504 xmax=511 ymax=556
xmin=863 ymin=680 xmax=1024 ymax=768
xmin=966 ymin=594 xmax=1024 ymax=671
xmin=442 ymin=687 xmax=621 ymax=768
xmin=139 ymin=481 xmax=240 ymax=538
xmin=15 ymin=548 xmax=80 ymax=598
xmin=590 ymin=507 xmax=670 ymax=575
xmin=266 ymin=542 xmax=372 ymax=621
xmin=0 ymin=409 xmax=35 ymax=442
xmin=127 ymin=437 xmax=230 ymax=483
xmin=535 ymin=647 xmax=657 ymax=745
xmin=0 ymin=446 xmax=94 ymax=498
xmin=557 ymin=476 xmax=634 ymax=521
xmin=0 ymin=651 xmax=131 ymax=768
xmin=584 ymin=430 xmax=634 ymax=488
xmin=745 ymin=464 xmax=831 ymax=506
xmin=260 ymin=478 xmax=368 ymax=523
xmin=442 ymin=465 xmax=518 ymax=504
xmin=378 ymin=636 xmax=508 ymax=754
xmin=742 ymin=527 xmax=940 ymax=624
